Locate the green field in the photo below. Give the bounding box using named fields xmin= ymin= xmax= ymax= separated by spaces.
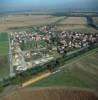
xmin=0 ymin=32 xmax=9 ymax=55
xmin=0 ymin=42 xmax=9 ymax=55
xmin=0 ymin=32 xmax=9 ymax=79
xmin=31 ymin=48 xmax=98 ymax=92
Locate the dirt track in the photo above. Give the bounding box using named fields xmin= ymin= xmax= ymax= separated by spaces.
xmin=1 ymin=88 xmax=98 ymax=100
xmin=22 ymin=72 xmax=51 ymax=87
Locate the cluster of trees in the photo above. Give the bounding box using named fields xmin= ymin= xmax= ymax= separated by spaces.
xmin=0 ymin=43 xmax=98 ymax=92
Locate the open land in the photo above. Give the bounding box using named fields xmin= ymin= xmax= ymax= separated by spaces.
xmin=0 ymin=15 xmax=97 ymax=32
xmin=0 ymin=15 xmax=64 ymax=31
xmin=58 ymin=17 xmax=87 ymax=25
xmin=0 ymin=14 xmax=98 ymax=81
xmin=57 ymin=25 xmax=98 ymax=32
xmin=0 ymin=32 xmax=9 ymax=79
xmin=1 ymin=88 xmax=98 ymax=100
xmin=0 ymin=14 xmax=98 ymax=100
xmin=0 ymin=48 xmax=98 ymax=100
xmin=57 ymin=17 xmax=98 ymax=32
xmin=0 ymin=32 xmax=9 ymax=55
xmin=31 ymin=48 xmax=98 ymax=92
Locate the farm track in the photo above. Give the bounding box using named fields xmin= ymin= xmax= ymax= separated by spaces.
xmin=22 ymin=72 xmax=51 ymax=87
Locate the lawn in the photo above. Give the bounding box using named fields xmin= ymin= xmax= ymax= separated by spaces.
xmin=31 ymin=48 xmax=98 ymax=91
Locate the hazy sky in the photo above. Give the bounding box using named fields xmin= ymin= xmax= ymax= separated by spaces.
xmin=0 ymin=0 xmax=98 ymax=12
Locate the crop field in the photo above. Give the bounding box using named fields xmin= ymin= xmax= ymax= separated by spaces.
xmin=0 ymin=41 xmax=9 ymax=55
xmin=0 ymin=15 xmax=97 ymax=32
xmin=57 ymin=24 xmax=98 ymax=32
xmin=57 ymin=17 xmax=98 ymax=32
xmin=31 ymin=48 xmax=98 ymax=92
xmin=0 ymin=32 xmax=9 ymax=79
xmin=59 ymin=25 xmax=98 ymax=32
xmin=1 ymin=88 xmax=98 ymax=100
xmin=0 ymin=15 xmax=64 ymax=31
xmin=0 ymin=32 xmax=9 ymax=55
xmin=58 ymin=17 xmax=87 ymax=25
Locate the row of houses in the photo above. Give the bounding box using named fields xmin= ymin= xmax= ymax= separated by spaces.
xmin=34 ymin=25 xmax=98 ymax=54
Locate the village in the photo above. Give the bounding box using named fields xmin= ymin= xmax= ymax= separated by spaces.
xmin=9 ymin=25 xmax=98 ymax=75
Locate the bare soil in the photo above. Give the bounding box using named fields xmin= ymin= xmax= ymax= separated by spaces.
xmin=1 ymin=88 xmax=98 ymax=100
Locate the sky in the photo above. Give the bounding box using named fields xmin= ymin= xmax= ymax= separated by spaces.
xmin=0 ymin=0 xmax=98 ymax=12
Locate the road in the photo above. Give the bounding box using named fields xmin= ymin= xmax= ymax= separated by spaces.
xmin=8 ymin=33 xmax=15 ymax=77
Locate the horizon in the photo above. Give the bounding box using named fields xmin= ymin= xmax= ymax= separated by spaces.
xmin=0 ymin=0 xmax=98 ymax=13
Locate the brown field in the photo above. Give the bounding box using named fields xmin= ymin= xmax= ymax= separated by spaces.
xmin=0 ymin=15 xmax=64 ymax=31
xmin=57 ymin=17 xmax=87 ymax=31
xmin=0 ymin=15 xmax=97 ymax=32
xmin=57 ymin=17 xmax=98 ymax=32
xmin=58 ymin=17 xmax=87 ymax=25
xmin=57 ymin=25 xmax=98 ymax=32
xmin=1 ymin=88 xmax=98 ymax=100
xmin=57 ymin=25 xmax=85 ymax=30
